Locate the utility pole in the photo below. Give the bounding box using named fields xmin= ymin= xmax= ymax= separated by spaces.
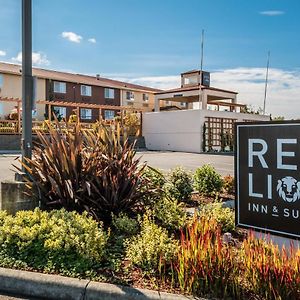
xmin=263 ymin=51 xmax=270 ymax=115
xmin=22 ymin=0 xmax=33 ymax=167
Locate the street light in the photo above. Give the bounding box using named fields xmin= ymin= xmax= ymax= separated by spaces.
xmin=21 ymin=0 xmax=33 ymax=167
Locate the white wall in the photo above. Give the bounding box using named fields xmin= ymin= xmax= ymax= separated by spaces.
xmin=143 ymin=109 xmax=202 ymax=153
xmin=143 ymin=109 xmax=270 ymax=153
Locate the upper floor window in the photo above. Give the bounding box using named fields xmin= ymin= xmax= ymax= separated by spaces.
xmin=126 ymin=91 xmax=134 ymax=101
xmin=80 ymin=108 xmax=92 ymax=120
xmin=184 ymin=76 xmax=198 ymax=85
xmin=143 ymin=93 xmax=149 ymax=102
xmin=81 ymin=85 xmax=92 ymax=96
xmin=53 ymin=81 xmax=66 ymax=93
xmin=104 ymin=88 xmax=115 ymax=99
xmin=53 ymin=106 xmax=66 ymax=118
xmin=104 ymin=110 xmax=115 ymax=120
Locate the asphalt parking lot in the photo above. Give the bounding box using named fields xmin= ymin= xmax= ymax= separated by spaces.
xmin=0 ymin=151 xmax=233 ymax=187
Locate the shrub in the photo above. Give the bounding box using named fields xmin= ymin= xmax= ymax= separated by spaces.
xmin=125 ymin=213 xmax=178 ymax=272
xmin=174 ymin=215 xmax=238 ymax=298
xmin=223 ymin=175 xmax=235 ymax=195
xmin=0 ymin=209 xmax=108 ymax=277
xmin=21 ymin=121 xmax=150 ymax=223
xmin=164 ymin=167 xmax=193 ymax=202
xmin=199 ymin=202 xmax=235 ymax=233
xmin=112 ymin=213 xmax=139 ymax=236
xmin=242 ymin=234 xmax=300 ymax=300
xmin=193 ymin=164 xmax=223 ymax=196
xmin=153 ymin=197 xmax=187 ymax=231
xmin=142 ymin=166 xmax=166 ymax=189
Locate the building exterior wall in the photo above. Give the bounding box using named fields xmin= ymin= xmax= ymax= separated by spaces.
xmin=143 ymin=110 xmax=270 ymax=153
xmin=0 ymin=73 xmax=46 ymax=119
xmin=121 ymin=90 xmax=155 ymax=111
xmin=45 ymin=80 xmax=121 ymax=121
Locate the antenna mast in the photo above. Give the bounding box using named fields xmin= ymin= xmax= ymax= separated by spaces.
xmin=199 ymin=29 xmax=204 ymax=109
xmin=263 ymin=51 xmax=270 ymax=115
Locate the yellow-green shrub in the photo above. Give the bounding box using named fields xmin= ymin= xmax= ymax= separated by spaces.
xmin=0 ymin=209 xmax=108 ymax=277
xmin=199 ymin=202 xmax=235 ymax=233
xmin=112 ymin=213 xmax=139 ymax=236
xmin=125 ymin=213 xmax=178 ymax=272
xmin=153 ymin=197 xmax=187 ymax=231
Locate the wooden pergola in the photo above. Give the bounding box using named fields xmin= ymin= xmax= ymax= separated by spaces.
xmin=207 ymin=100 xmax=246 ymax=112
xmin=0 ymin=97 xmax=145 ymax=135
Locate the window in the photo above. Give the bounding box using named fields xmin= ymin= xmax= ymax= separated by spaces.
xmin=184 ymin=76 xmax=198 ymax=85
xmin=81 ymin=85 xmax=92 ymax=96
xmin=53 ymin=106 xmax=66 ymax=118
xmin=143 ymin=93 xmax=149 ymax=102
xmin=104 ymin=110 xmax=115 ymax=120
xmin=53 ymin=81 xmax=66 ymax=93
xmin=166 ymin=101 xmax=171 ymax=106
xmin=126 ymin=91 xmax=134 ymax=101
xmin=80 ymin=108 xmax=92 ymax=120
xmin=104 ymin=88 xmax=115 ymax=99
xmin=180 ymin=102 xmax=187 ymax=107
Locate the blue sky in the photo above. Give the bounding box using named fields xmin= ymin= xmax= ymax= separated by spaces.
xmin=0 ymin=0 xmax=299 ymax=117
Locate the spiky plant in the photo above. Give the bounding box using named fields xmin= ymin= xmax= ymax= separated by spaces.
xmin=20 ymin=120 xmax=149 ymax=223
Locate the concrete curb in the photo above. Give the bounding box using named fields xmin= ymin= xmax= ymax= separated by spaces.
xmin=0 ymin=268 xmax=198 ymax=300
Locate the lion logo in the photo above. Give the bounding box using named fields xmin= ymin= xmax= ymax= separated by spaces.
xmin=277 ymin=176 xmax=300 ymax=203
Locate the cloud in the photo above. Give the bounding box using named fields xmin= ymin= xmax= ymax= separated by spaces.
xmin=259 ymin=10 xmax=285 ymax=16
xmin=61 ymin=31 xmax=82 ymax=43
xmin=12 ymin=51 xmax=50 ymax=66
xmin=115 ymin=67 xmax=300 ymax=119
xmin=0 ymin=50 xmax=6 ymax=56
xmin=88 ymin=38 xmax=96 ymax=43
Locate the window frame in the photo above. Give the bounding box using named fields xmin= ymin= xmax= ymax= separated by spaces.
xmin=142 ymin=93 xmax=149 ymax=102
xmin=126 ymin=91 xmax=134 ymax=101
xmin=104 ymin=88 xmax=115 ymax=99
xmin=53 ymin=106 xmax=66 ymax=118
xmin=104 ymin=110 xmax=115 ymax=120
xmin=80 ymin=85 xmax=92 ymax=97
xmin=80 ymin=108 xmax=92 ymax=120
xmin=53 ymin=81 xmax=66 ymax=94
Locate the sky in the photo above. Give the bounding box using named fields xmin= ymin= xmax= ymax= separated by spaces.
xmin=0 ymin=0 xmax=299 ymax=118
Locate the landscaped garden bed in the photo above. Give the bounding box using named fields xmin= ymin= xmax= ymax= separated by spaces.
xmin=2 ymin=121 xmax=299 ymax=300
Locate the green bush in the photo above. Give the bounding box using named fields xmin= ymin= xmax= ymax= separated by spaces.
xmin=199 ymin=202 xmax=235 ymax=233
xmin=164 ymin=167 xmax=193 ymax=202
xmin=125 ymin=213 xmax=178 ymax=272
xmin=112 ymin=213 xmax=139 ymax=236
xmin=153 ymin=197 xmax=187 ymax=231
xmin=0 ymin=209 xmax=108 ymax=277
xmin=142 ymin=166 xmax=166 ymax=189
xmin=193 ymin=165 xmax=223 ymax=196
xmin=140 ymin=166 xmax=166 ymax=207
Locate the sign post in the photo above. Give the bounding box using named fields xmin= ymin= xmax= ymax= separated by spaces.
xmin=235 ymin=121 xmax=300 ymax=239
